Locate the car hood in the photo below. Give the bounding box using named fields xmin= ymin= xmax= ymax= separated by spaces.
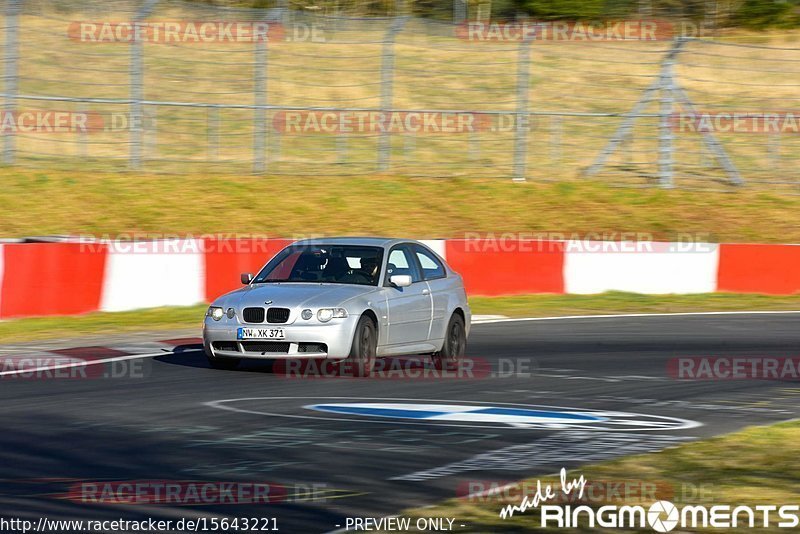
xmin=222 ymin=283 xmax=378 ymax=310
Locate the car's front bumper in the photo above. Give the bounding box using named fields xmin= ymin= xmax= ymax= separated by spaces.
xmin=203 ymin=316 xmax=358 ymax=360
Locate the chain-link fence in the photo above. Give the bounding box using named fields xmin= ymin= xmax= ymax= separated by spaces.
xmin=1 ymin=0 xmax=799 ymax=191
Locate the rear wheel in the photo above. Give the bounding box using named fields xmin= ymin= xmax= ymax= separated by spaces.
xmin=432 ymin=314 xmax=466 ymax=371
xmin=344 ymin=315 xmax=377 ymax=377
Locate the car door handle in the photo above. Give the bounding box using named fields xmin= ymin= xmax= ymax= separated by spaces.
xmin=422 ymin=289 xmax=430 ymax=295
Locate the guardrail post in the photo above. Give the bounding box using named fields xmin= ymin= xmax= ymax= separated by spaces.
xmin=253 ymin=21 xmax=269 ymax=174
xmin=513 ymin=32 xmax=534 ymax=182
xmin=3 ymin=0 xmax=20 ymax=165
xmin=377 ymin=16 xmax=407 ymax=171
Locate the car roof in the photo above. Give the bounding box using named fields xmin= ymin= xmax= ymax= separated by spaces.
xmin=291 ymin=237 xmax=424 ymax=249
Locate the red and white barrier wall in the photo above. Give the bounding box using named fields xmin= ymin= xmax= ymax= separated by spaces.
xmin=0 ymin=238 xmax=796 ymax=319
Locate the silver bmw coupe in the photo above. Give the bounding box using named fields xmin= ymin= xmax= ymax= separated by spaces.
xmin=203 ymin=237 xmax=471 ymax=376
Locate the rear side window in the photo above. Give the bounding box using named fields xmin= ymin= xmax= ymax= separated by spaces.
xmin=414 ymin=245 xmax=446 ymax=280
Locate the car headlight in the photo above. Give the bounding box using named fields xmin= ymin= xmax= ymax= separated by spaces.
xmin=226 ymin=307 xmax=236 ymax=319
xmin=207 ymin=306 xmax=225 ymax=321
xmin=317 ymin=308 xmax=347 ymax=323
xmin=301 ymin=309 xmax=313 ymax=320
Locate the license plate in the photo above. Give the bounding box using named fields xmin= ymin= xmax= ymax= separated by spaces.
xmin=237 ymin=327 xmax=285 ymax=340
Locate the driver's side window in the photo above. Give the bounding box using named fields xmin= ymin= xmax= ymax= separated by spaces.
xmin=386 ymin=246 xmax=422 ymax=284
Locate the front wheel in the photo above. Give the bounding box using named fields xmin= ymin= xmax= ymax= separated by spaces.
xmin=344 ymin=315 xmax=377 ymax=377
xmin=432 ymin=314 xmax=466 ymax=371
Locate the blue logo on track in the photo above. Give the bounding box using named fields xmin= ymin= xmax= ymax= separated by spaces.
xmin=306 ymin=402 xmax=607 ymax=429
xmin=204 ymin=397 xmax=702 ymax=432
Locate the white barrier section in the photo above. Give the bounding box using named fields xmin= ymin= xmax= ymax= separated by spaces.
xmin=100 ymin=239 xmax=205 ymax=312
xmin=564 ymin=241 xmax=720 ymax=295
xmin=420 ymin=239 xmax=447 ymax=261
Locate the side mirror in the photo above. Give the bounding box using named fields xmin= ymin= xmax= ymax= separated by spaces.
xmin=389 ymin=274 xmax=412 ymax=288
xmin=241 ymin=273 xmax=253 ymax=285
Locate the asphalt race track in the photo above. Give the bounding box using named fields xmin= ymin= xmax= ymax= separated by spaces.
xmin=1 ymin=312 xmax=799 ymax=533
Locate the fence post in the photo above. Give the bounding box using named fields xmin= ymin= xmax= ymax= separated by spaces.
xmin=377 ymin=16 xmax=407 ymax=171
xmin=513 ymin=33 xmax=533 ymax=182
xmin=586 ymin=39 xmax=688 ymax=183
xmin=253 ymin=21 xmax=269 ymax=174
xmin=129 ymin=32 xmax=142 ymax=169
xmin=3 ymin=0 xmax=20 ymax=165
xmin=657 ymin=41 xmax=677 ymax=188
xmin=129 ymin=0 xmax=158 ymax=170
xmin=453 ymin=0 xmax=467 ymax=23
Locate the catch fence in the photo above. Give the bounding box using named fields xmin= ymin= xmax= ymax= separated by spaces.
xmin=1 ymin=0 xmax=799 ymax=190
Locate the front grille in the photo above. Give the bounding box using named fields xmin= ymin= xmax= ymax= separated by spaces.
xmin=266 ymin=307 xmax=290 ymax=324
xmin=298 ymin=343 xmax=327 ymax=354
xmin=242 ymin=307 xmax=265 ymax=323
xmin=241 ymin=341 xmax=290 ymax=354
xmin=212 ymin=341 xmax=240 ymax=352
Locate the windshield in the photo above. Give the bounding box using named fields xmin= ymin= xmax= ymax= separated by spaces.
xmin=252 ymin=245 xmax=384 ymax=286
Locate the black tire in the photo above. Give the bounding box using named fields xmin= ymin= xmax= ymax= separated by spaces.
xmin=206 ymin=351 xmax=241 ymax=370
xmin=432 ymin=314 xmax=466 ymax=371
xmin=344 ymin=315 xmax=377 ymax=377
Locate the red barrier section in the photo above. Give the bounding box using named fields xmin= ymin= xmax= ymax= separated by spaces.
xmin=0 ymin=242 xmax=107 ymax=318
xmin=717 ymin=244 xmax=800 ymax=295
xmin=445 ymin=239 xmax=565 ymax=296
xmin=203 ymin=238 xmax=291 ymax=301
